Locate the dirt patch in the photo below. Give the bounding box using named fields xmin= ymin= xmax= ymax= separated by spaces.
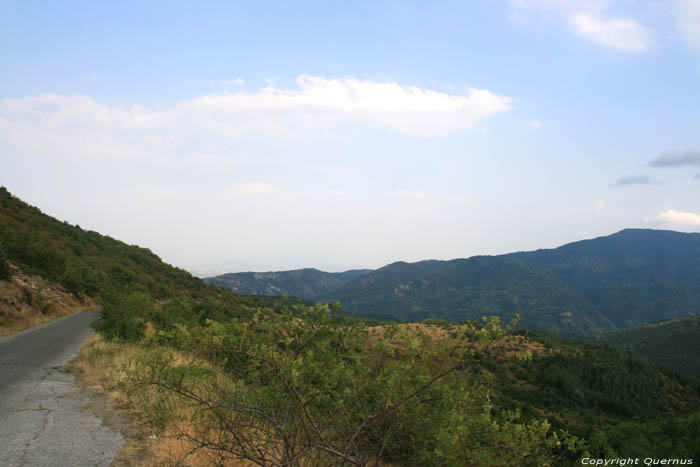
xmin=0 ymin=263 xmax=95 ymax=337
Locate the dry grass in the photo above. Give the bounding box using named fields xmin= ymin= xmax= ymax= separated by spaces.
xmin=74 ymin=333 xmax=255 ymax=466
xmin=0 ymin=264 xmax=95 ymax=337
xmin=364 ymin=322 xmax=451 ymax=347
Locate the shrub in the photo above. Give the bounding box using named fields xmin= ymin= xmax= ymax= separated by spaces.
xmin=92 ymin=291 xmax=153 ymax=342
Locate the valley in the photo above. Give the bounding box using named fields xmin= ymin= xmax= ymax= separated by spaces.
xmin=2 ymin=187 xmax=699 ymax=465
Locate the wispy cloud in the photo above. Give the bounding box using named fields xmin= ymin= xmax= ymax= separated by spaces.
xmin=658 ymin=209 xmax=700 ymax=227
xmin=675 ymin=0 xmax=700 ymax=54
xmin=608 ymin=174 xmax=660 ymax=187
xmin=569 ymin=12 xmax=654 ymax=52
xmin=509 ymin=0 xmax=653 ymax=52
xmin=0 ymin=75 xmax=513 ymax=145
xmin=648 ymin=147 xmax=700 ymax=167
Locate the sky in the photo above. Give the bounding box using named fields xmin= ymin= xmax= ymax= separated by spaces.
xmin=1 ymin=0 xmax=700 ymax=276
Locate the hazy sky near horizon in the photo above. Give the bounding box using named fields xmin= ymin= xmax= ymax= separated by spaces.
xmin=2 ymin=0 xmax=700 ymax=275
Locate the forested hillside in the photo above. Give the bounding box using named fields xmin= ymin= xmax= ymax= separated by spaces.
xmin=509 ymin=229 xmax=700 ymax=327
xmin=205 ymin=268 xmax=371 ymax=298
xmin=598 ymin=314 xmax=700 ymax=378
xmin=3 ymin=187 xmax=700 ymax=464
xmin=323 ymin=257 xmax=615 ymax=335
xmin=313 ymin=229 xmax=700 ymax=335
xmin=0 ymin=186 xmax=274 ymax=331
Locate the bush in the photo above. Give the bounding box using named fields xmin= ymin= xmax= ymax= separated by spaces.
xmin=92 ymin=291 xmax=153 ymax=342
xmin=133 ymin=307 xmax=577 ymax=466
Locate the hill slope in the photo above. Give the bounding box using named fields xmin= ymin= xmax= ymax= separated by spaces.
xmin=205 ymin=268 xmax=372 ymax=299
xmin=4 ymin=187 xmax=700 ymax=461
xmin=324 ymin=257 xmax=614 ymax=335
xmin=318 ymin=229 xmax=700 ymax=335
xmin=597 ymin=314 xmax=700 ymax=379
xmin=0 ymin=187 xmax=269 ymax=314
xmin=509 ymin=229 xmax=700 ymax=327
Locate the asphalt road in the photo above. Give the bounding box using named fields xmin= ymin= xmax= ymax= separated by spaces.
xmin=0 ymin=310 xmax=125 ymax=466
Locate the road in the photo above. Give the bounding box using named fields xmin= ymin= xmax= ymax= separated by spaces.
xmin=0 ymin=310 xmax=125 ymax=466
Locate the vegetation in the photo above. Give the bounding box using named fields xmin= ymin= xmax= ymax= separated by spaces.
xmin=320 ymin=256 xmax=616 ymax=335
xmin=307 ymin=229 xmax=700 ymax=334
xmin=0 ymin=187 xmax=275 ymax=310
xmin=597 ymin=315 xmax=700 ymax=379
xmin=88 ymin=308 xmax=584 ymax=466
xmin=4 ymin=186 xmax=700 ymax=464
xmin=509 ymin=228 xmax=700 ymax=327
xmin=0 ymin=240 xmax=10 ymax=281
xmin=206 ymin=268 xmax=372 ymax=299
xmin=494 ymin=330 xmax=700 ymax=458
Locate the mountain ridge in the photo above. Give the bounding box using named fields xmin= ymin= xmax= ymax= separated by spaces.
xmin=205 ymin=268 xmax=373 ymax=299
xmin=208 ymin=228 xmax=700 ymax=335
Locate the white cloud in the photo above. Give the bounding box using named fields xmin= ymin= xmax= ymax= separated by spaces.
xmin=675 ymin=0 xmax=700 ymax=53
xmin=658 ymin=209 xmax=700 ymax=226
xmin=569 ymin=12 xmax=654 ymax=52
xmin=0 ymin=76 xmax=513 ymax=153
xmin=527 ymin=119 xmax=543 ymax=129
xmin=509 ymin=0 xmax=654 ymax=52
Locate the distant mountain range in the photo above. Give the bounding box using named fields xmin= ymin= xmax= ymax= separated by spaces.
xmin=205 ymin=268 xmax=372 ymax=299
xmin=207 ymin=229 xmax=700 ymax=335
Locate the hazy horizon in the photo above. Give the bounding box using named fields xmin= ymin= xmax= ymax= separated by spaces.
xmin=2 ymin=1 xmax=700 ymax=274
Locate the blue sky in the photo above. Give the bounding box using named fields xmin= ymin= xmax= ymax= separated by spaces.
xmin=2 ymin=0 xmax=700 ymax=275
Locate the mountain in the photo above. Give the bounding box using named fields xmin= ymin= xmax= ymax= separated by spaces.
xmin=4 ymin=187 xmax=700 ymax=460
xmin=323 ymin=257 xmax=615 ymax=335
xmin=205 ymin=268 xmax=372 ymax=299
xmin=597 ymin=314 xmax=700 ymax=379
xmin=508 ymin=229 xmax=700 ymax=327
xmin=316 ymin=229 xmax=700 ymax=335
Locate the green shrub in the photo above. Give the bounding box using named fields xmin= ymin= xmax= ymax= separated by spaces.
xmin=92 ymin=291 xmax=153 ymax=342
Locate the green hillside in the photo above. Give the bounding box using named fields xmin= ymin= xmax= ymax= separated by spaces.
xmin=509 ymin=229 xmax=700 ymax=327
xmin=597 ymin=314 xmax=700 ymax=379
xmin=324 ymin=256 xmax=615 ymax=335
xmin=0 ymin=187 xmax=271 ymax=316
xmin=2 ymin=187 xmax=700 ymax=463
xmin=495 ymin=329 xmax=700 ymax=458
xmin=312 ymin=229 xmax=700 ymax=335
